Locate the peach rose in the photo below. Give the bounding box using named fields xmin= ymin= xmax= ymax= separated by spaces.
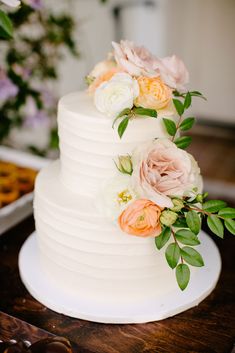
xmin=134 ymin=76 xmax=172 ymax=111
xmin=131 ymin=139 xmax=203 ymax=208
xmin=89 ymin=67 xmax=122 ymax=94
xmin=118 ymin=199 xmax=162 ymax=237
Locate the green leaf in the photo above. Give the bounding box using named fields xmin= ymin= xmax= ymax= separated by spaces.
xmin=175 ymin=229 xmax=200 ymax=246
xmin=117 ymin=108 xmax=131 ymax=118
xmin=218 ymin=207 xmax=235 ymax=219
xmin=184 ymin=92 xmax=192 ymax=109
xmin=155 ymin=227 xmax=171 ymax=250
xmin=174 ymin=136 xmax=192 ymax=149
xmin=186 ymin=210 xmax=201 ymax=235
xmin=203 ymin=200 xmax=227 ymax=213
xmin=207 ymin=215 xmax=224 ymax=238
xmin=224 ymin=219 xmax=235 ymax=235
xmin=173 ymin=217 xmax=188 ymax=228
xmin=165 ymin=243 xmax=180 ymax=269
xmin=173 ymin=99 xmax=184 ymax=116
xmin=190 ymin=90 xmax=203 ymax=96
xmin=49 ymin=128 xmax=59 ymax=149
xmin=179 ymin=117 xmax=195 ymax=131
xmin=176 ymin=264 xmax=190 ymax=290
xmin=163 ymin=118 xmax=177 ymax=136
xmin=118 ymin=116 xmax=129 ymax=138
xmin=0 ymin=10 xmax=13 ymax=39
xmin=181 ymin=247 xmax=204 ymax=267
xmin=112 ymin=108 xmax=131 ymax=128
xmin=189 ymin=91 xmax=207 ymax=100
xmin=133 ymin=106 xmax=157 ymax=118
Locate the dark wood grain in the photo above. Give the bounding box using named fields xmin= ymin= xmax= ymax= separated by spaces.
xmin=0 ymin=215 xmax=235 ymax=353
xmin=0 ymin=311 xmax=51 ymax=343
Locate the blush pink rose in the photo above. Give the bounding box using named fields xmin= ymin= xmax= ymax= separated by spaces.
xmin=155 ymin=55 xmax=189 ymax=92
xmin=131 ymin=139 xmax=202 ymax=208
xmin=112 ymin=40 xmax=158 ymax=77
xmin=118 ymin=199 xmax=162 ymax=237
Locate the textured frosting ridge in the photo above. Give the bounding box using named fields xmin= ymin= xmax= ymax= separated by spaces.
xmin=58 ymin=91 xmax=171 ymax=197
xmin=34 ymin=161 xmax=187 ymax=304
xmin=34 ymin=90 xmax=198 ymax=307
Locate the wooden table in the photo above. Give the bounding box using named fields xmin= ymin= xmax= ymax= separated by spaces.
xmin=0 ymin=216 xmax=235 ymax=353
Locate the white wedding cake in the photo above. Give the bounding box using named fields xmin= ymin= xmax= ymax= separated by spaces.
xmin=34 ymin=91 xmax=182 ymax=305
xmin=20 ymin=40 xmax=224 ymax=324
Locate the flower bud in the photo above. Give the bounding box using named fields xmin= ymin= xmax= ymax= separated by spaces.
xmin=116 ymin=155 xmax=133 ymax=175
xmin=160 ymin=210 xmax=178 ymax=227
xmin=196 ymin=194 xmax=204 ymax=203
xmin=170 ymin=198 xmax=184 ymax=212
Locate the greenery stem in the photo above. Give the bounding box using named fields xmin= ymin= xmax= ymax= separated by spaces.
xmin=171 ymin=115 xmax=183 ymax=142
xmin=171 ymin=227 xmax=184 ymax=263
xmin=185 ymin=205 xmax=225 ymax=220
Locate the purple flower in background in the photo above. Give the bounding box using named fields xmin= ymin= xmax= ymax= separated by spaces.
xmin=24 ymin=110 xmax=50 ymax=128
xmin=23 ymin=96 xmax=50 ymax=128
xmin=12 ymin=63 xmax=31 ymax=81
xmin=40 ymin=88 xmax=56 ymax=109
xmin=24 ymin=0 xmax=43 ymax=10
xmin=0 ymin=68 xmax=18 ymax=102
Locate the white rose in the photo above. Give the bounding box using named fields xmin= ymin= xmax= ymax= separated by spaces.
xmin=94 ymin=73 xmax=139 ymax=117
xmin=96 ymin=174 xmax=137 ymax=220
xmin=1 ymin=0 xmax=20 ymax=6
xmin=131 ymin=138 xmax=202 ymax=208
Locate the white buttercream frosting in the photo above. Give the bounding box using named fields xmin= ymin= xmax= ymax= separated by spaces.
xmin=34 ymin=161 xmax=198 ymax=305
xmin=58 ymin=91 xmax=172 ymax=197
xmin=34 ymin=91 xmax=198 ymax=308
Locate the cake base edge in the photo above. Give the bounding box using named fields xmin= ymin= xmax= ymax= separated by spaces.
xmin=19 ymin=231 xmax=221 ymax=324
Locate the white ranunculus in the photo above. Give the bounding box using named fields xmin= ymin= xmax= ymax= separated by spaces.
xmin=1 ymin=0 xmax=20 ymax=6
xmin=96 ymin=174 xmax=137 ymax=220
xmin=94 ymin=73 xmax=139 ymax=117
xmin=131 ymin=138 xmax=202 ymax=208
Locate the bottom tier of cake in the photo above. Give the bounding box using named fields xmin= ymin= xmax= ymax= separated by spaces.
xmin=21 ymin=161 xmax=221 ymax=323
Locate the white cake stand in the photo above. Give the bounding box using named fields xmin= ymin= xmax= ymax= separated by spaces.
xmin=19 ymin=231 xmax=221 ymax=324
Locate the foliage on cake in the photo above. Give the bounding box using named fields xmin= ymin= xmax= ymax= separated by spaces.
xmin=87 ymin=39 xmax=204 ymax=139
xmin=90 ymin=40 xmax=235 ymax=291
xmin=103 ymin=138 xmax=235 ymax=291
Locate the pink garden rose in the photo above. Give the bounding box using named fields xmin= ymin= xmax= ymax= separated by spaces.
xmin=112 ymin=40 xmax=158 ymax=77
xmin=131 ymin=139 xmax=202 ymax=208
xmin=156 ymin=55 xmax=189 ymax=92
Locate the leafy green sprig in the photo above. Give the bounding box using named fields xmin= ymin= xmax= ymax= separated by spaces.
xmin=163 ymin=90 xmax=206 ymax=149
xmin=155 ymin=195 xmax=235 ymax=290
xmin=0 ymin=9 xmax=13 ymax=39
xmin=112 ymin=106 xmax=157 ymax=138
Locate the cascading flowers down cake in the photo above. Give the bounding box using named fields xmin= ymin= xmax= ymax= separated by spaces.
xmin=87 ymin=40 xmax=235 ymax=290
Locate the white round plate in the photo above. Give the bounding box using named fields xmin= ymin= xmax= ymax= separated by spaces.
xmin=19 ymin=232 xmax=221 ymax=324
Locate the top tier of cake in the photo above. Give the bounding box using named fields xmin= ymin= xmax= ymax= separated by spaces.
xmin=58 ymin=91 xmax=171 ymax=198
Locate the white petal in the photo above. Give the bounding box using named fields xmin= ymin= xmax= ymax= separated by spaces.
xmin=1 ymin=0 xmax=20 ymax=7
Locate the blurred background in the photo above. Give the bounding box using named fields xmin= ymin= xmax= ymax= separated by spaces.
xmin=1 ymin=0 xmax=235 ymax=200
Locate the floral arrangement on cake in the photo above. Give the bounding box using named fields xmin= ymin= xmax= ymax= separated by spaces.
xmin=87 ymin=40 xmax=235 ymax=290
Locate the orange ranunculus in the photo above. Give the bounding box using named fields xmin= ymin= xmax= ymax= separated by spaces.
xmin=118 ymin=199 xmax=162 ymax=237
xmin=88 ymin=67 xmax=122 ymax=93
xmin=135 ymin=76 xmax=172 ymax=110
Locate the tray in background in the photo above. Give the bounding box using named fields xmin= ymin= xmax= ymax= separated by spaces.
xmin=0 ymin=146 xmax=50 ymax=235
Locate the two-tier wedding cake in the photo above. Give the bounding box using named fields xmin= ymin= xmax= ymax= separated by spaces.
xmin=19 ymin=40 xmax=231 ymax=324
